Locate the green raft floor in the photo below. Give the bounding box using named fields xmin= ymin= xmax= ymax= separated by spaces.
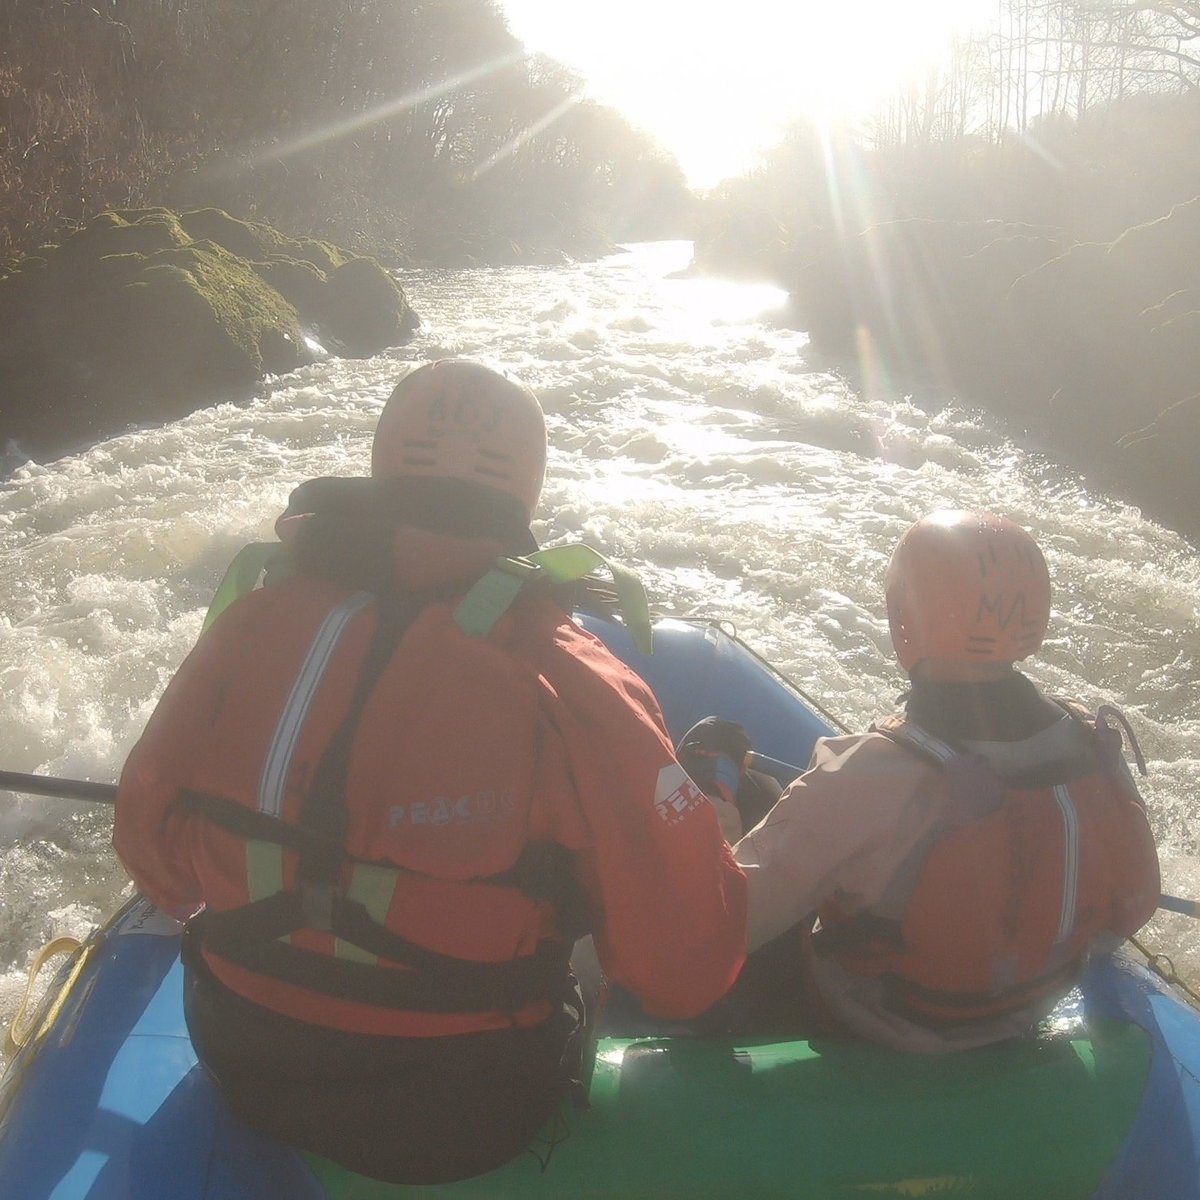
xmin=305 ymin=1018 xmax=1150 ymax=1199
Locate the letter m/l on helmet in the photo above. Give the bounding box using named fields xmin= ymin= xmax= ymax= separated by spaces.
xmin=884 ymin=510 xmax=1051 ymax=672
xmin=372 ymin=360 xmax=547 ymax=521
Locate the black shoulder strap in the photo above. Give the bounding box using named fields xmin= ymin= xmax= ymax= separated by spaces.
xmin=879 ymin=709 xmax=1101 ymax=791
xmin=297 ymin=592 xmax=426 ymax=896
xmin=872 ymin=713 xmax=961 ymax=766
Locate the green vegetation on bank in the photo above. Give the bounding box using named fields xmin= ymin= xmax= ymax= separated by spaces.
xmin=0 ymin=0 xmax=694 ymax=459
xmin=695 ymin=1 xmax=1200 ymax=541
xmin=0 ymin=0 xmax=693 ymax=265
xmin=0 ymin=208 xmax=419 ymax=457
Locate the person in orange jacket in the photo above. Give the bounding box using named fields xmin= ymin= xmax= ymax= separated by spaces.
xmin=113 ymin=360 xmax=746 ymax=1184
xmin=728 ymin=510 xmax=1160 ymax=1053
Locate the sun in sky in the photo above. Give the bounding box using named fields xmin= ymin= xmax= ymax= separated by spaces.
xmin=500 ymin=0 xmax=993 ymax=189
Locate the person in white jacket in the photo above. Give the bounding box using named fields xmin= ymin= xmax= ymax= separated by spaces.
xmin=730 ymin=509 xmax=1160 ymax=1054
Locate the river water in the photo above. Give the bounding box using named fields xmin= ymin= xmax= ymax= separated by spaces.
xmin=2 ymin=240 xmax=1198 ymax=1021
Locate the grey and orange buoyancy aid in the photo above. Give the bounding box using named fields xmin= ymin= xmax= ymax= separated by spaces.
xmin=176 ymin=543 xmax=651 ymax=1037
xmin=813 ymin=700 xmax=1160 ymax=1028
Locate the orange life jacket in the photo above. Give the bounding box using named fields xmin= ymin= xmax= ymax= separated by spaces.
xmin=813 ymin=701 xmax=1160 ymax=1028
xmin=179 ymin=572 xmax=593 ymax=1037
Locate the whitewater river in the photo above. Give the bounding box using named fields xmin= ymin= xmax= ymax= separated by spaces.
xmin=2 ymin=240 xmax=1199 ymax=1023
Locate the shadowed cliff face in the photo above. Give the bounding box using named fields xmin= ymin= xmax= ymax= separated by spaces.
xmin=1003 ymin=202 xmax=1200 ymax=501
xmin=695 ymin=200 xmax=1200 ymax=543
xmin=0 ymin=208 xmax=420 ymax=461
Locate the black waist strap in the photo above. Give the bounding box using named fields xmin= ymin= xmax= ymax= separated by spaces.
xmin=186 ymin=916 xmax=566 ymax=1012
xmin=179 ymin=787 xmax=586 ymax=920
xmin=811 ymin=914 xmax=905 ymax=960
xmin=814 ymin=913 xmax=1079 ymax=1027
xmin=180 ymin=796 xmax=581 ymax=1013
xmin=177 ymin=790 xmax=339 ymax=857
xmin=191 ymin=893 xmax=570 ymax=1014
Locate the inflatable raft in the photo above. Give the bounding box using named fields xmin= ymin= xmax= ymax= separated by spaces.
xmin=1 ymin=614 xmax=1197 ymax=1199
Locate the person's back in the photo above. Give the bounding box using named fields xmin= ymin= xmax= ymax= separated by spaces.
xmin=113 ymin=360 xmax=746 ymax=1181
xmin=733 ymin=509 xmax=1160 ymax=1053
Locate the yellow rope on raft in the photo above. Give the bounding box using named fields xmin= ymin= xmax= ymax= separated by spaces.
xmin=4 ymin=936 xmax=85 ymax=1057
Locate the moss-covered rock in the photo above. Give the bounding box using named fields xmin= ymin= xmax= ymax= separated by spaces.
xmin=58 ymin=210 xmax=192 ymax=259
xmin=251 ymin=256 xmax=330 ymax=323
xmin=178 ymin=207 xmax=277 ymax=261
xmin=320 ymin=256 xmax=420 ymax=357
xmin=0 ymin=207 xmax=419 ymax=459
xmin=178 ymin=208 xmax=349 ymax=274
xmin=120 ymin=242 xmax=307 ymax=378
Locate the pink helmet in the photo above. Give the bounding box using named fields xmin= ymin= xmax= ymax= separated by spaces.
xmin=371 ymin=360 xmax=546 ymax=521
xmin=885 ymin=510 xmax=1051 ymax=672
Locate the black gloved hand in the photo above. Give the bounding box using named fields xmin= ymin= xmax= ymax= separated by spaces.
xmin=677 ymin=717 xmax=753 ymax=842
xmin=676 ymin=717 xmax=752 ymax=795
xmin=678 ymin=716 xmax=752 ymax=761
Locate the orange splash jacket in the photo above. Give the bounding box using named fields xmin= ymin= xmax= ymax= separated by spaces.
xmin=114 ymin=551 xmax=746 ymax=1038
xmin=815 ymin=705 xmax=1160 ymax=1029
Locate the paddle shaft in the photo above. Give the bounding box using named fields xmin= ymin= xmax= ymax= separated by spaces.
xmin=744 ymin=750 xmax=804 ymax=782
xmin=1158 ymin=893 xmax=1200 ymax=919
xmin=0 ymin=769 xmax=1197 ymax=923
xmin=0 ymin=770 xmax=116 ymax=805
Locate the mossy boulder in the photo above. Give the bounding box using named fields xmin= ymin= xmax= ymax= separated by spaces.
xmin=55 ymin=209 xmax=192 ymax=260
xmin=0 ymin=208 xmax=419 ymax=459
xmin=177 ymin=208 xmax=349 ymax=274
xmin=251 ymin=256 xmax=330 ymax=322
xmin=320 ymin=256 xmax=419 ymax=356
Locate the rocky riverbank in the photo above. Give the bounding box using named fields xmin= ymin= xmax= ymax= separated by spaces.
xmin=0 ymin=208 xmax=420 ymax=462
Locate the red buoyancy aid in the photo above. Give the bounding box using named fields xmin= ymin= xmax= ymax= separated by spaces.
xmin=814 ymin=701 xmax=1160 ymax=1028
xmin=173 ymin=575 xmax=591 ymax=1037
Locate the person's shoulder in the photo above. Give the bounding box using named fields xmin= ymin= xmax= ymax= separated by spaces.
xmin=512 ymin=593 xmax=618 ymax=660
xmin=799 ymin=727 xmax=941 ymax=795
xmin=769 ymin=731 xmax=939 ymax=828
xmin=810 ymin=727 xmax=922 ymax=768
xmin=206 ymin=573 xmax=363 ymax=638
xmin=513 ymin=597 xmax=662 ymax=701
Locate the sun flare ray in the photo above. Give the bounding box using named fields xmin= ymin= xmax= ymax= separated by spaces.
xmin=252 ymin=50 xmax=527 ymax=164
xmin=471 ymin=91 xmax=584 ymax=180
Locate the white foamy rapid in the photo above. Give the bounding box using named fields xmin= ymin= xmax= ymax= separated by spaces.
xmin=2 ymin=241 xmax=1199 ymax=1020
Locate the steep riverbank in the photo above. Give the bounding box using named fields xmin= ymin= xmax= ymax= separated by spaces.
xmin=693 ymin=200 xmax=1200 ymax=546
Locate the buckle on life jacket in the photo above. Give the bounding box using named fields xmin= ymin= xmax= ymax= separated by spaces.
xmin=1095 ymin=704 xmax=1148 ymax=777
xmin=493 ymin=555 xmax=545 ymax=581
xmin=301 ymin=884 xmax=336 ymax=932
xmin=454 ymin=545 xmax=654 ymax=654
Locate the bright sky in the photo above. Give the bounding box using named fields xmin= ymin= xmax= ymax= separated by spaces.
xmin=500 ymin=0 xmax=992 ymax=189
